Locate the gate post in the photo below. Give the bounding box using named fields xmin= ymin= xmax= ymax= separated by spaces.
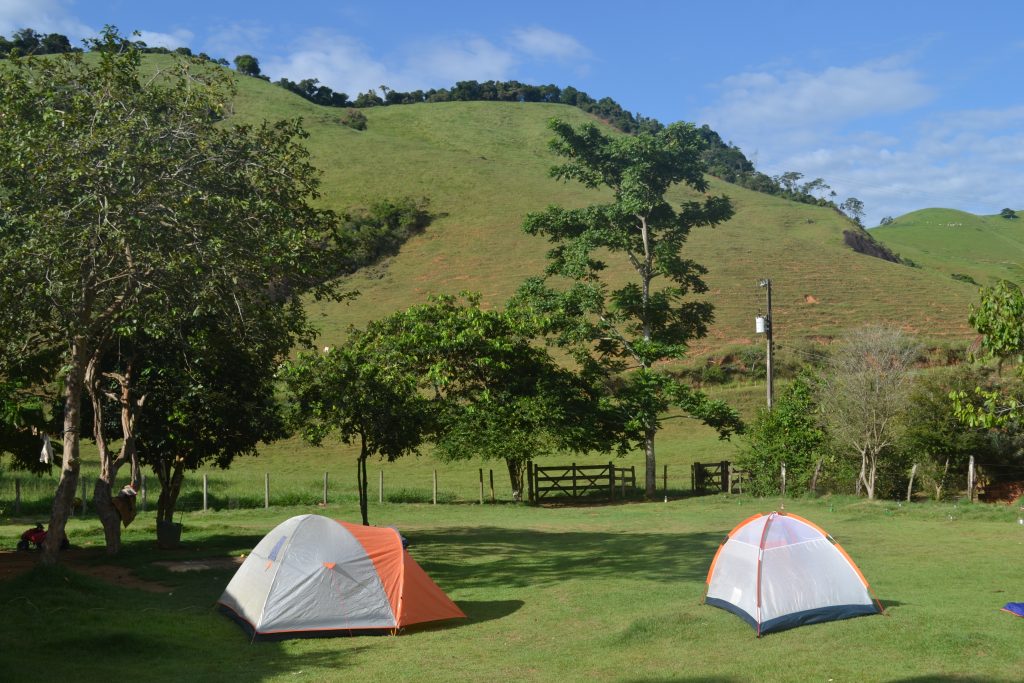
xmin=609 ymin=462 xmax=615 ymax=501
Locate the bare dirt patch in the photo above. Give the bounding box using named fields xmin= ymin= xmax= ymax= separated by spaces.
xmin=0 ymin=548 xmax=187 ymax=593
xmin=804 ymin=294 xmax=819 ymax=304
xmin=153 ymin=557 xmax=243 ymax=573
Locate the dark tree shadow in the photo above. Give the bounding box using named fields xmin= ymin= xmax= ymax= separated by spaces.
xmin=410 ymin=526 xmax=724 ymax=589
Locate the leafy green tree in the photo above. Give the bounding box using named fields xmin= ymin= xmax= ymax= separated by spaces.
xmin=363 ymin=293 xmax=620 ymax=496
xmin=902 ymin=367 xmax=996 ymax=500
xmin=737 ymin=373 xmax=832 ymax=496
xmin=233 ymin=53 xmax=260 ymax=76
xmin=1000 ymin=208 xmax=1018 ymax=220
xmin=952 ymin=281 xmax=1024 ymax=428
xmin=517 ymin=118 xmax=742 ymax=497
xmin=0 ymin=29 xmax=342 ymax=561
xmin=840 ymin=197 xmax=866 ymax=226
xmin=284 ymin=331 xmax=431 ymax=526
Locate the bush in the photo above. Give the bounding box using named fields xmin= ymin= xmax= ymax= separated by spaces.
xmin=736 ymin=373 xmax=833 ymax=496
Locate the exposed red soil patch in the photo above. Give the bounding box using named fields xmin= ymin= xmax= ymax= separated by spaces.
xmin=804 ymin=294 xmax=819 ymax=304
xmin=981 ymin=481 xmax=1024 ymax=505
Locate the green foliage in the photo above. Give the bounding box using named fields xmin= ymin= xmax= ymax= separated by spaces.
xmin=951 ymin=273 xmax=979 ymax=285
xmin=737 ymin=374 xmax=831 ymax=496
xmin=340 ymin=107 xmax=367 ymax=130
xmin=1000 ymin=207 xmax=1018 ymax=220
xmin=0 ymin=28 xmax=345 ymax=548
xmin=284 ymin=331 xmax=431 ymax=525
xmin=232 ymin=54 xmax=260 ymax=77
xmin=338 ymin=197 xmax=432 ymax=272
xmin=517 ymin=118 xmax=741 ymax=496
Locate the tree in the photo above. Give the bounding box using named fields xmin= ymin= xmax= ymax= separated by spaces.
xmin=952 ymin=281 xmax=1024 ymax=428
xmin=1000 ymin=208 xmax=1018 ymax=220
xmin=363 ymin=293 xmax=620 ymax=496
xmin=517 ymin=118 xmax=742 ymax=497
xmin=233 ymin=54 xmax=260 ymax=77
xmin=737 ymin=373 xmax=832 ymax=496
xmin=284 ymin=331 xmax=431 ymax=526
xmin=817 ymin=326 xmax=919 ymax=499
xmin=0 ymin=29 xmax=342 ymax=561
xmin=840 ymin=197 xmax=866 ymax=226
xmin=902 ymin=367 xmax=996 ymax=500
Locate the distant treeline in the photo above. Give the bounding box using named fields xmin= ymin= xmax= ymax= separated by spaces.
xmin=3 ymin=27 xmax=865 ymax=232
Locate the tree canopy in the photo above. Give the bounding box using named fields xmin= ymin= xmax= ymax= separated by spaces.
xmin=516 ymin=118 xmax=742 ymax=497
xmin=0 ymin=28 xmax=343 ymax=560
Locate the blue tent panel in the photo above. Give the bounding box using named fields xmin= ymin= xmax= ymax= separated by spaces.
xmin=1001 ymin=602 xmax=1024 ymax=617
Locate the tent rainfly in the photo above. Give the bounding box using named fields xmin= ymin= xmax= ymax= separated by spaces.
xmin=704 ymin=511 xmax=883 ymax=636
xmin=218 ymin=514 xmax=465 ymax=638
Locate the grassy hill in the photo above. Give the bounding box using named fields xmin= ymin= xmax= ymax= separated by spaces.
xmin=871 ymin=208 xmax=1024 ymax=288
xmin=223 ymin=70 xmax=979 ymax=357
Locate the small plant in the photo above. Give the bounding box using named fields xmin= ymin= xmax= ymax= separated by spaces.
xmin=340 ymin=108 xmax=367 ymax=130
xmin=951 ymin=273 xmax=979 ymax=285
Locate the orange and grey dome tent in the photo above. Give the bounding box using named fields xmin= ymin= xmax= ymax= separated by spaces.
xmin=218 ymin=514 xmax=465 ymax=638
xmin=704 ymin=511 xmax=883 ymax=636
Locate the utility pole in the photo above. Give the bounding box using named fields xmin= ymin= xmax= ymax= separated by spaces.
xmin=758 ymin=278 xmax=774 ymax=409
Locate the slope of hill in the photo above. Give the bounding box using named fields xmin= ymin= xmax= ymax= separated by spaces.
xmin=871 ymin=208 xmax=1024 ymax=288
xmin=224 ymin=69 xmax=979 ymax=354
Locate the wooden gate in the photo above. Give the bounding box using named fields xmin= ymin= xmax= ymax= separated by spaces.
xmin=691 ymin=461 xmax=732 ymax=495
xmin=527 ymin=462 xmax=636 ymax=502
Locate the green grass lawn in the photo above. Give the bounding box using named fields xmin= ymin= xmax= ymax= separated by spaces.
xmin=1 ymin=494 xmax=1022 ymax=682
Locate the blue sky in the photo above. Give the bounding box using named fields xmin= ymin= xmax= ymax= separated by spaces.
xmin=3 ymin=0 xmax=1022 ymax=226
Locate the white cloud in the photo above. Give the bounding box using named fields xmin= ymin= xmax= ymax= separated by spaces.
xmin=511 ymin=26 xmax=589 ymax=61
xmin=263 ymin=31 xmax=518 ymax=96
xmin=202 ymin=22 xmax=271 ymax=61
xmin=136 ymin=29 xmax=193 ymax=50
xmin=697 ymin=57 xmax=1024 ymax=225
xmin=705 ymin=60 xmax=934 ymax=142
xmin=0 ymin=0 xmax=93 ymax=41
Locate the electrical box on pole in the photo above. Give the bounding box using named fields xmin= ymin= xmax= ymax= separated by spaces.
xmin=757 ymin=279 xmax=774 ymax=409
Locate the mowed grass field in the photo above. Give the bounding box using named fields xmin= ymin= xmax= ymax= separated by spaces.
xmin=1 ymin=493 xmax=1023 ymax=682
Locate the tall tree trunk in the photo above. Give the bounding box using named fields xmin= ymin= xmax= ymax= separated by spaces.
xmin=644 ymin=426 xmax=657 ymax=498
xmin=505 ymin=458 xmax=524 ymax=501
xmin=865 ymin=453 xmax=877 ymax=500
xmin=42 ymin=340 xmax=89 ymax=565
xmin=809 ymin=458 xmax=824 ymax=495
xmin=357 ymin=435 xmax=369 ymax=526
xmin=156 ymin=457 xmax=186 ymax=524
xmin=934 ymin=457 xmax=949 ymax=501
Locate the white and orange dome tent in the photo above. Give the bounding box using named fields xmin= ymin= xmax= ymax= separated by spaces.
xmin=218 ymin=515 xmax=465 ymax=638
xmin=704 ymin=511 xmax=883 ymax=636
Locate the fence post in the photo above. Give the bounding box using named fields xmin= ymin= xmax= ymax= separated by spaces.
xmin=141 ymin=476 xmax=146 ymax=512
xmin=906 ymin=463 xmax=917 ymax=502
xmin=264 ymin=473 xmax=270 ymax=509
xmin=14 ymin=478 xmax=20 ymax=515
xmin=432 ymin=470 xmax=437 ymax=505
xmin=621 ymin=469 xmax=626 ymax=498
xmin=720 ymin=460 xmax=729 ymax=493
xmin=691 ymin=462 xmax=697 ymax=493
xmin=609 ymin=462 xmax=615 ymax=501
xmin=489 ymin=469 xmax=495 ymax=503
xmin=727 ymin=463 xmax=733 ymax=495
xmin=572 ymin=463 xmax=577 ymax=498
xmin=663 ymin=465 xmax=668 ymax=496
xmin=631 ymin=466 xmax=636 ymax=492
xmin=966 ymin=456 xmax=974 ymax=505
xmin=81 ymin=477 xmax=87 ymax=517
xmin=479 ymin=468 xmax=484 ymax=505
xmin=781 ymin=462 xmax=786 ymax=498
xmin=527 ymin=460 xmax=534 ymax=503
xmin=203 ymin=474 xmax=208 ymax=511
xmin=379 ymin=470 xmax=383 ymax=504
xmin=322 ymin=471 xmax=328 ymax=506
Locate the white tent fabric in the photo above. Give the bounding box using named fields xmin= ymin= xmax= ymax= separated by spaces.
xmin=218 ymin=514 xmax=464 ymax=637
xmin=705 ymin=512 xmax=882 ymax=635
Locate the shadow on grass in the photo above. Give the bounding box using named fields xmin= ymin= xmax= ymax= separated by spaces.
xmin=411 ymin=526 xmax=723 ymax=589
xmin=0 ymin=564 xmax=371 ymax=682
